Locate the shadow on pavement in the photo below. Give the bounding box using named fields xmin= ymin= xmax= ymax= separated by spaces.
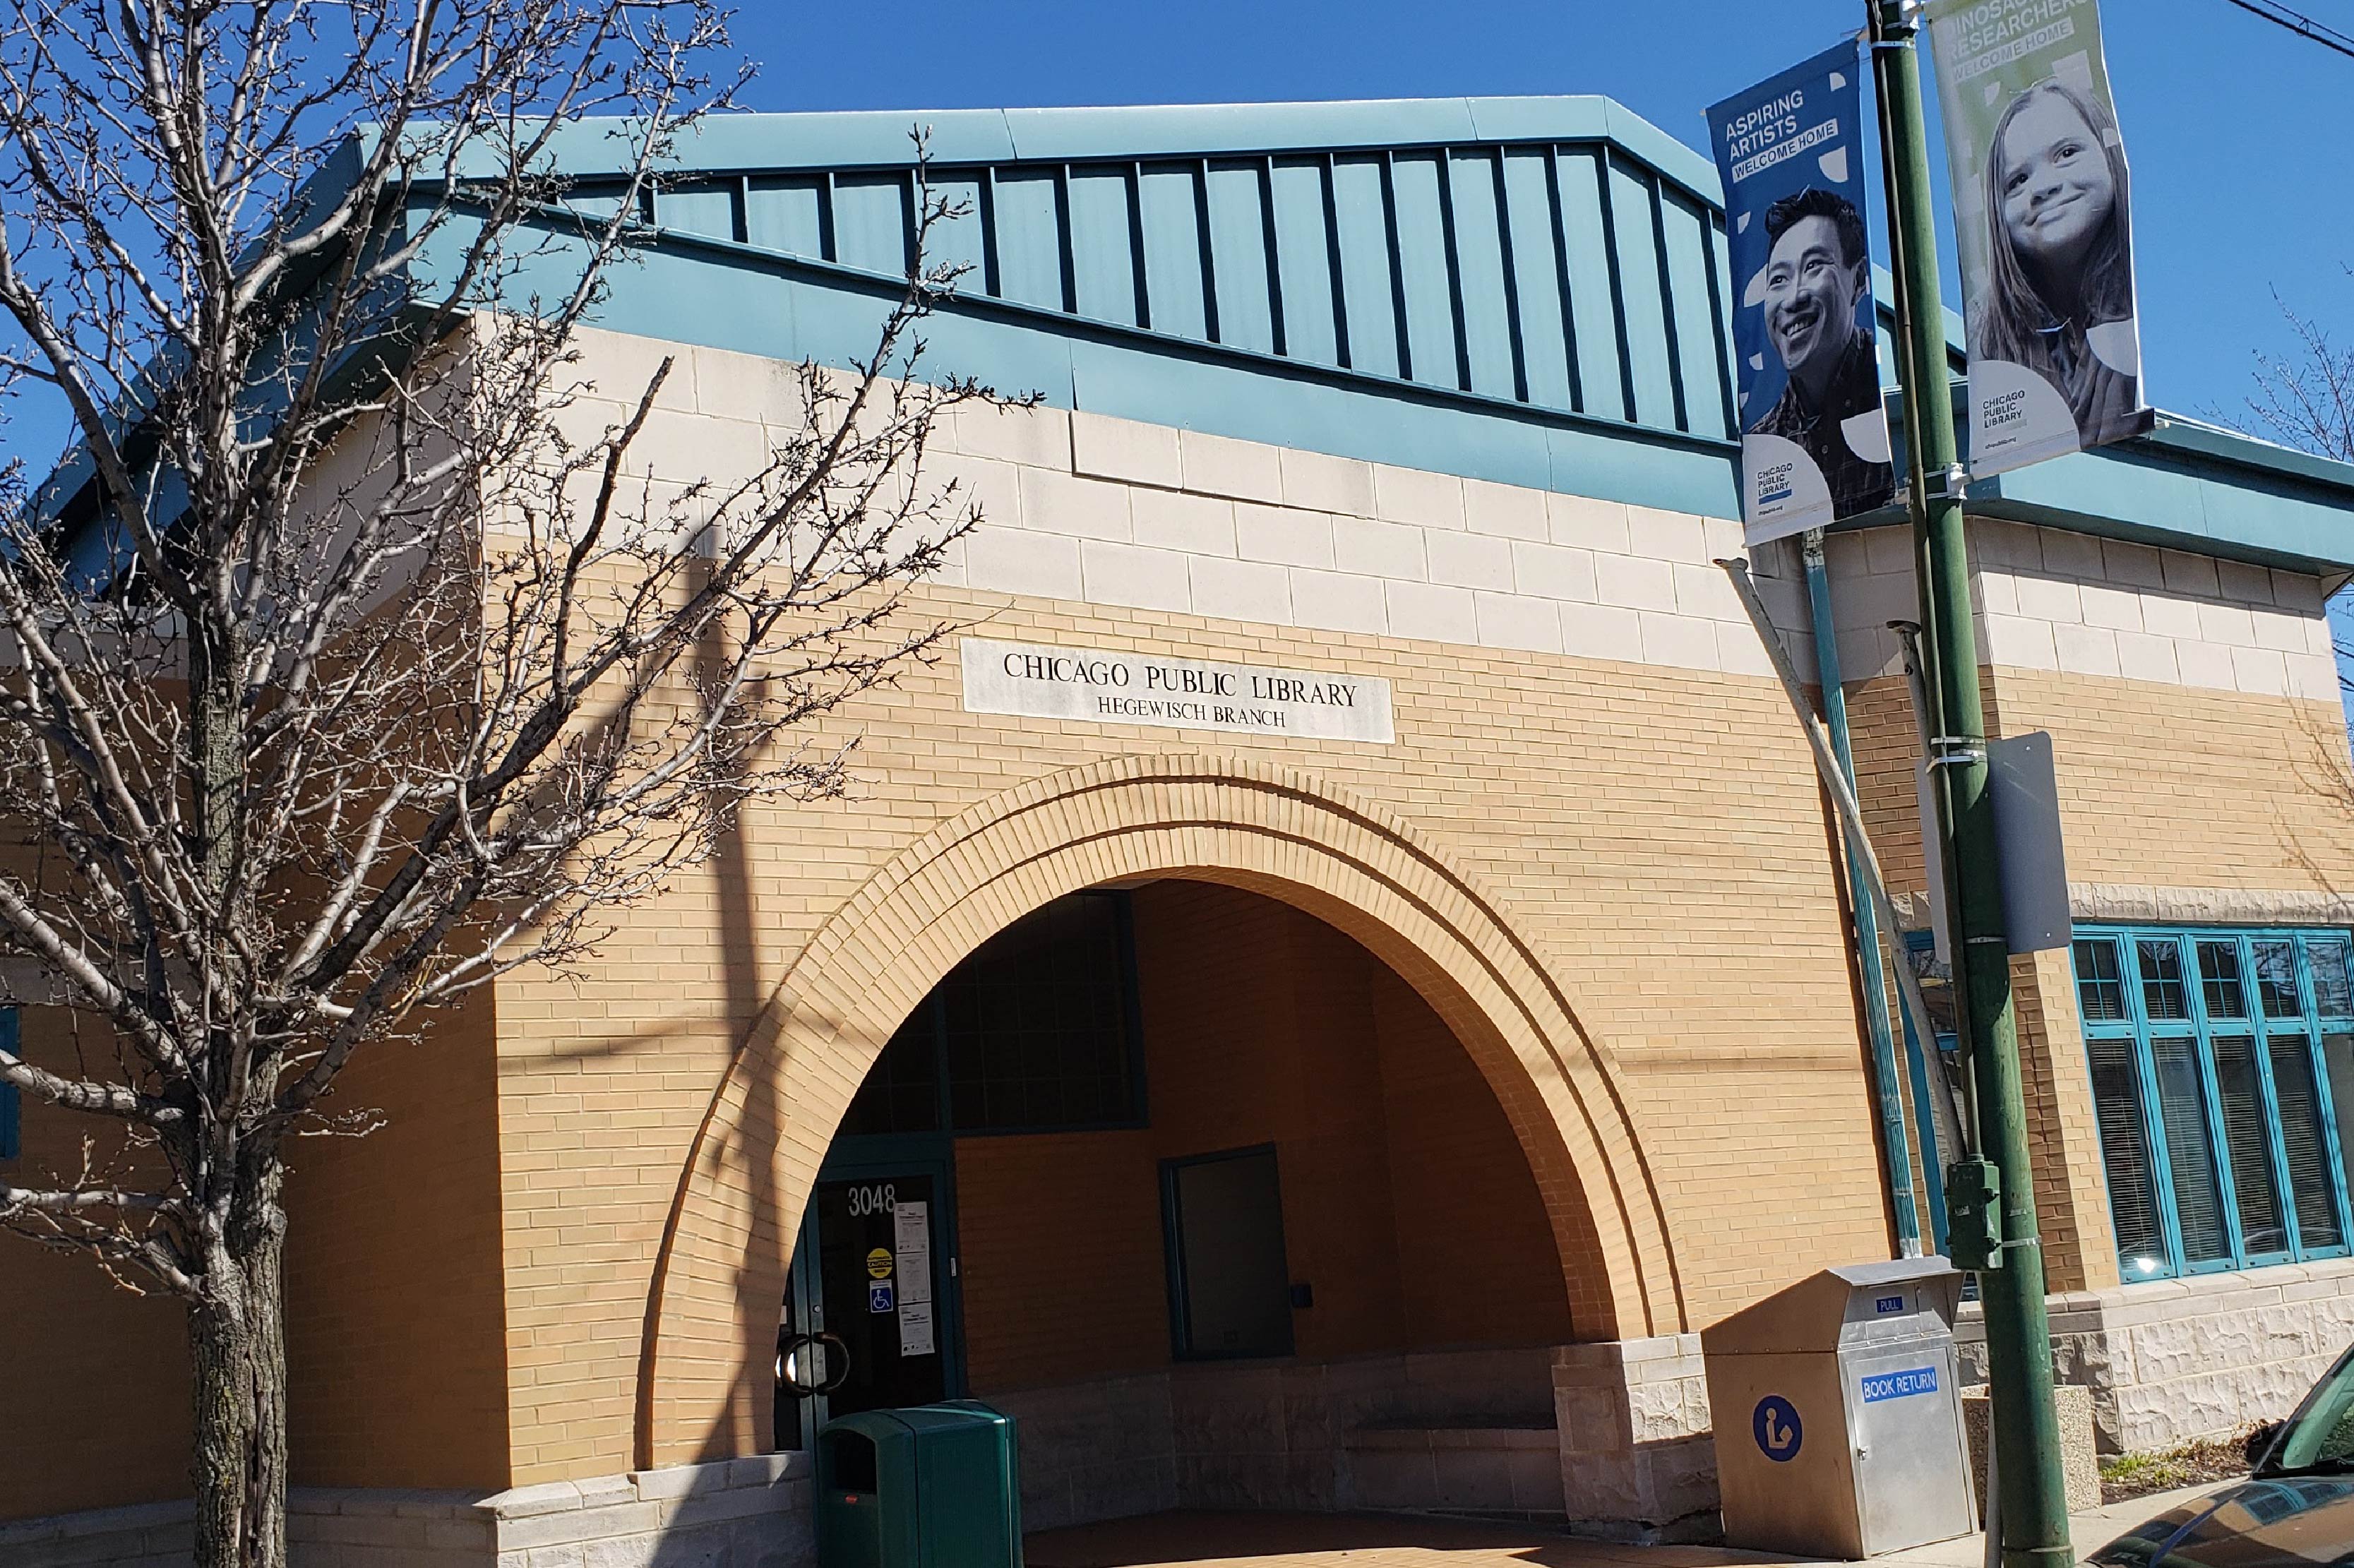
xmin=1023 ymin=1510 xmax=1830 ymax=1568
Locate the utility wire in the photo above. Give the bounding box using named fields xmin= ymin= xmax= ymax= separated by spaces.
xmin=2221 ymin=0 xmax=2354 ymax=60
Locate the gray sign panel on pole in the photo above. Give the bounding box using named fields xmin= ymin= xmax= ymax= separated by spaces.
xmin=1917 ymin=732 xmax=2068 ymax=957
xmin=1990 ymin=731 xmax=2069 ymax=952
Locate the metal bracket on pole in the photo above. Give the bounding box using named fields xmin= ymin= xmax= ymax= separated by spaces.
xmin=1928 ymin=735 xmax=1985 ymax=770
xmin=1923 ymin=464 xmax=1969 ymax=502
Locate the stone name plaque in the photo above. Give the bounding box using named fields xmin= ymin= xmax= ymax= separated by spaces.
xmin=961 ymin=638 xmax=1394 ymax=744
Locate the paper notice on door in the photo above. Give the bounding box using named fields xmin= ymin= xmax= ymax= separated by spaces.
xmin=897 ymin=1245 xmax=933 ymax=1306
xmin=893 ymin=1201 xmax=932 ymax=1305
xmin=897 ymin=1300 xmax=936 ymax=1357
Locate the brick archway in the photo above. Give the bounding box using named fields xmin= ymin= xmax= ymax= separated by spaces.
xmin=635 ymin=753 xmax=1684 ymax=1467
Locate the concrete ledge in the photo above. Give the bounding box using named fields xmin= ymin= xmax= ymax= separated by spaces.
xmin=1963 ymin=1384 xmax=2101 ymax=1514
xmin=2069 ymin=883 xmax=2354 ymax=925
xmin=1344 ymin=1424 xmax=1559 ymax=1451
xmin=0 ymin=1463 xmax=814 ymax=1568
xmin=1957 ymin=1257 xmax=2354 ymax=1452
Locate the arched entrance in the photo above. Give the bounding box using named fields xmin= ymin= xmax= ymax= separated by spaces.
xmin=783 ymin=876 xmax=1620 ymax=1524
xmin=636 ymin=755 xmax=1683 ymax=1471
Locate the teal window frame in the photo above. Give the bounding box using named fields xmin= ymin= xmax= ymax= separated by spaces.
xmin=2073 ymin=925 xmax=2354 ymax=1282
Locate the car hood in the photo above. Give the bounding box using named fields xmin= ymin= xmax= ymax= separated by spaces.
xmin=2091 ymin=1477 xmax=2354 ymax=1568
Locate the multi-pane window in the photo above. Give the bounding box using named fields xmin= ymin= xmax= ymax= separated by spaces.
xmin=839 ymin=892 xmax=1144 ymax=1137
xmin=2074 ymin=928 xmax=2354 ymax=1281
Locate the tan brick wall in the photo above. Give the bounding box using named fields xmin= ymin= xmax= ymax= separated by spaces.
xmin=20 ymin=325 xmax=2352 ymax=1519
xmin=492 ymin=875 xmax=748 ymax=1480
xmin=0 ymin=994 xmax=513 ymax=1522
xmin=2002 ymin=671 xmax=2354 ymax=894
xmin=282 ymin=987 xmax=512 ymax=1489
xmin=953 ymin=1130 xmax=1167 ymax=1393
xmin=465 ymin=340 xmax=1901 ymax=1478
xmin=2011 ymin=946 xmax=2116 ymax=1294
xmin=1133 ymin=881 xmax=1406 ymax=1362
xmin=1836 ymin=622 xmax=2354 ymax=1295
xmin=0 ymin=1015 xmax=190 ymax=1521
xmin=1370 ymin=960 xmax=1578 ymax=1350
xmin=951 ymin=880 xmax=1574 ymax=1397
xmin=587 ymin=603 xmax=1894 ymax=1477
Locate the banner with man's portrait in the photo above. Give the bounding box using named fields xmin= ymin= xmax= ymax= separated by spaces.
xmin=1926 ymin=0 xmax=2151 ymax=478
xmin=1708 ymin=44 xmax=1895 ymax=547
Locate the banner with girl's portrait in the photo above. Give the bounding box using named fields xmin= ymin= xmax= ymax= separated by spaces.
xmin=1925 ymin=0 xmax=2151 ymax=477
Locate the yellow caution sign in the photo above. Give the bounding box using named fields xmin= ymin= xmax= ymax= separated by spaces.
xmin=866 ymin=1247 xmax=894 ymax=1280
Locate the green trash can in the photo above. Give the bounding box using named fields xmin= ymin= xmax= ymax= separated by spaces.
xmin=815 ymin=1401 xmax=1022 ymax=1568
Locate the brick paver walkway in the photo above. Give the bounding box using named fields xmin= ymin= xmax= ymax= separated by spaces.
xmin=1025 ymin=1511 xmax=1767 ymax=1568
xmin=1023 ymin=1488 xmax=2227 ymax=1568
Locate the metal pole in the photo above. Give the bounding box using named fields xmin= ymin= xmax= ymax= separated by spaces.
xmin=1894 ymin=619 xmax=1984 ymax=1159
xmin=1802 ymin=530 xmax=1922 ymax=1257
xmin=1719 ymin=558 xmax=1956 ymax=1121
xmin=1868 ymin=6 xmax=2074 ymax=1567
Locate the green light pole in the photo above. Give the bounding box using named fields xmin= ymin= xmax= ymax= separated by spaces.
xmin=1865 ymin=5 xmax=2074 ymax=1565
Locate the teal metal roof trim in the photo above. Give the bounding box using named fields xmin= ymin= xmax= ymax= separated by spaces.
xmin=376 ymin=100 xmax=2354 ymax=573
xmin=50 ymin=101 xmax=2348 ymax=590
xmin=460 ymin=97 xmax=1750 ymax=519
xmin=1974 ymin=416 xmax=2354 ymax=577
xmin=482 ymin=98 xmax=1721 ymax=203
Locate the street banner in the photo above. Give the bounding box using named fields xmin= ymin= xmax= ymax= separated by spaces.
xmin=1925 ymin=0 xmax=2150 ymax=477
xmin=1707 ymin=43 xmax=1895 ymax=548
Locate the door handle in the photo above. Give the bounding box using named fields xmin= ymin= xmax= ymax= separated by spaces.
xmin=777 ymin=1330 xmax=852 ymax=1397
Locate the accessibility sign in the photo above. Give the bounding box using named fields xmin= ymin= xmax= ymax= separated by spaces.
xmin=1753 ymin=1394 xmax=1803 ymax=1462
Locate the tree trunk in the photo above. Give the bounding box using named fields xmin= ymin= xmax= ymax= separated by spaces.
xmin=189 ymin=1172 xmax=289 ymax=1568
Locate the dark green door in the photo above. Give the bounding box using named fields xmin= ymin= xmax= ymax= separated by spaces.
xmin=813 ymin=1173 xmax=948 ymax=1415
xmin=775 ymin=1160 xmax=958 ymax=1450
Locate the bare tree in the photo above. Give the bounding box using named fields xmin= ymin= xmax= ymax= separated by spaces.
xmin=0 ymin=5 xmax=1002 ymax=1565
xmin=2247 ymin=272 xmax=2354 ymax=465
xmin=2242 ymin=272 xmax=2354 ymax=700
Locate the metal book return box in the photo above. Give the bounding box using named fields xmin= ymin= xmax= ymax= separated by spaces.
xmin=1702 ymin=1257 xmax=1976 ymax=1557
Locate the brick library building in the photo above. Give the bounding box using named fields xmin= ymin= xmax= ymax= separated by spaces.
xmin=10 ymin=97 xmax=2354 ymax=1564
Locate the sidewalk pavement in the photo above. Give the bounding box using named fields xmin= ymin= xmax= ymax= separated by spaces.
xmin=1024 ymin=1484 xmax=2228 ymax=1568
xmin=1884 ymin=1480 xmax=2221 ymax=1567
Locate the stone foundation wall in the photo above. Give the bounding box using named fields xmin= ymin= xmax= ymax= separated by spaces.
xmin=0 ymin=1499 xmax=200 ymax=1568
xmin=0 ymin=1456 xmax=811 ymax=1568
xmin=0 ymin=1490 xmax=494 ymax=1568
xmin=1343 ymin=1425 xmax=1565 ymax=1520
xmin=29 ymin=1274 xmax=2343 ymax=1568
xmin=988 ymin=1373 xmax=1180 ymax=1530
xmin=1553 ymin=1334 xmax=1718 ymax=1543
xmin=482 ymin=1454 xmax=811 ymax=1568
xmin=1955 ymin=1257 xmax=2354 ymax=1453
xmin=989 ymin=1343 xmax=1560 ymax=1531
xmin=4 ymin=1342 xmax=1727 ymax=1562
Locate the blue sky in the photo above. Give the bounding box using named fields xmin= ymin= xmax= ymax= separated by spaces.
xmin=729 ymin=0 xmax=2351 ymax=440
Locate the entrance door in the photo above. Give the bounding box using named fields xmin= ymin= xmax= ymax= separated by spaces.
xmin=775 ymin=1162 xmax=959 ymax=1449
